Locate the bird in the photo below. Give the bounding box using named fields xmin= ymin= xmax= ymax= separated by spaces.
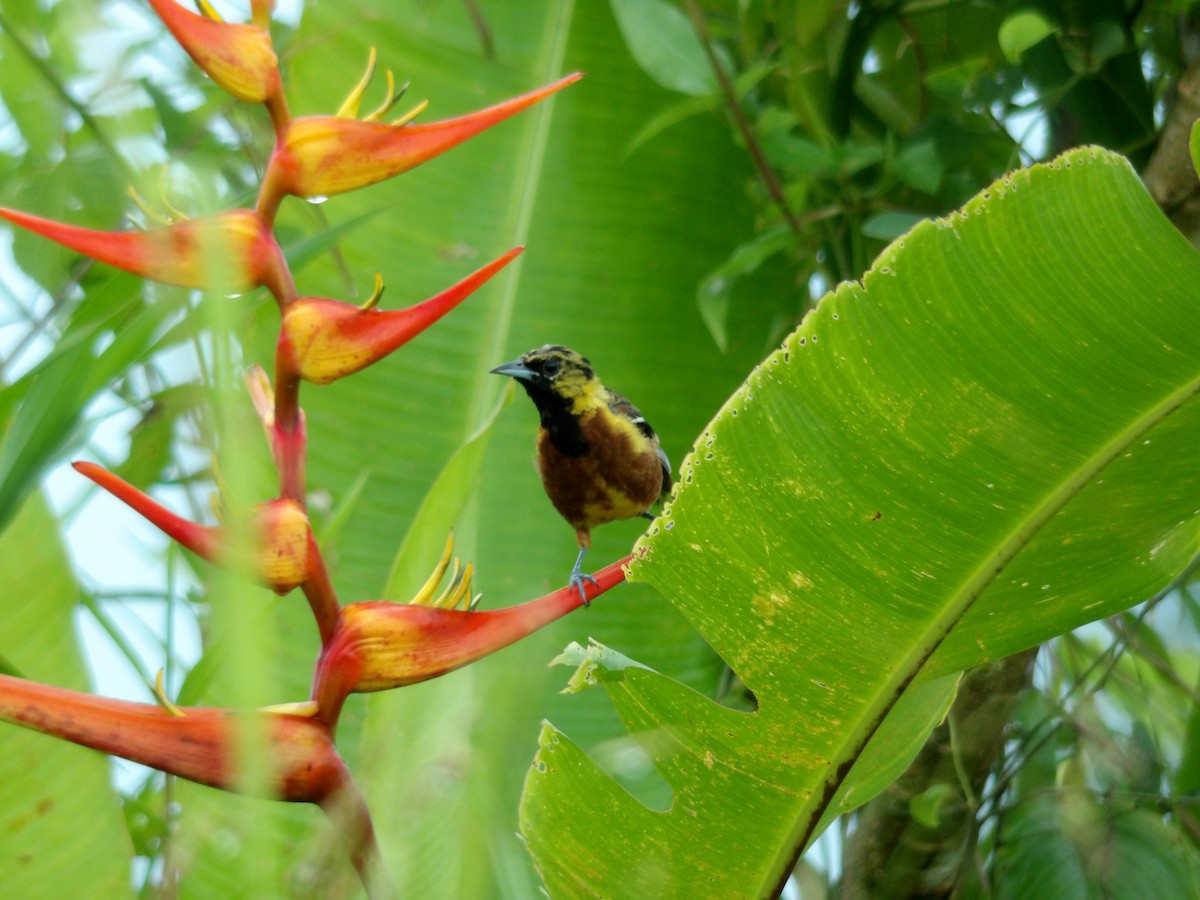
xmin=490 ymin=344 xmax=672 ymax=603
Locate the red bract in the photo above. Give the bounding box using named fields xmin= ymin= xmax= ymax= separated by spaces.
xmin=146 ymin=0 xmax=282 ymax=105
xmin=0 ymin=2 xmax=607 ymax=893
xmin=72 ymin=461 xmax=221 ymax=561
xmin=72 ymin=462 xmax=314 ymax=595
xmin=0 ymin=207 xmax=292 ymax=300
xmin=258 ymin=73 xmax=582 ymax=218
xmin=0 ymin=674 xmax=344 ymax=802
xmin=313 ymin=558 xmax=630 ymax=728
xmin=277 ymin=247 xmax=524 ymax=385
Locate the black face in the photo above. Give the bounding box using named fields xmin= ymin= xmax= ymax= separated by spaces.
xmin=489 ymin=345 xmax=593 ymax=456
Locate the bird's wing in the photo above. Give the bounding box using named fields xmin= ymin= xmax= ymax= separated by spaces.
xmin=609 ymin=391 xmax=672 ymax=493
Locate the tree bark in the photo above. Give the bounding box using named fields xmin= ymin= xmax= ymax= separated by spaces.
xmin=1143 ymin=56 xmax=1200 ymax=248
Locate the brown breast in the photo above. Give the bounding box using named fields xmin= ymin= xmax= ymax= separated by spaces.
xmin=535 ymin=410 xmax=663 ymax=531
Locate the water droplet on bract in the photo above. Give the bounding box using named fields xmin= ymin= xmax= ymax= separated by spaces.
xmin=307 ymin=195 xmax=329 ymax=205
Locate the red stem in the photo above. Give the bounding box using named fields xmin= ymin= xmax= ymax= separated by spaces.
xmin=319 ymin=777 xmax=396 ymax=900
xmin=270 ymin=364 xmax=306 ymax=502
xmin=302 ymin=531 xmax=341 ymax=645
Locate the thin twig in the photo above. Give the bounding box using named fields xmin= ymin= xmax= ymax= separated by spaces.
xmin=683 ymin=0 xmax=803 ymax=235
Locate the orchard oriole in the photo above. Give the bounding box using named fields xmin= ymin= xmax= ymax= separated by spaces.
xmin=491 ymin=345 xmax=672 ymax=602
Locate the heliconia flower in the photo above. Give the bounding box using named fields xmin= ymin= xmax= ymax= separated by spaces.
xmin=257 ymin=72 xmax=582 ymax=216
xmin=277 ymin=246 xmax=523 ymax=385
xmin=146 ymin=0 xmax=282 ymax=105
xmin=73 ymin=462 xmax=315 ymax=596
xmin=312 ymin=556 xmax=630 ymax=726
xmin=0 ymin=207 xmax=292 ymax=300
xmin=0 ymin=673 xmax=345 ymax=802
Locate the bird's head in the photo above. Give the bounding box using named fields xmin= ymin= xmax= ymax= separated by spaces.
xmin=490 ymin=344 xmax=602 ymax=412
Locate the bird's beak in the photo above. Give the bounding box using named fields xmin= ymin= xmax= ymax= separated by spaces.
xmin=489 ymin=358 xmax=534 ymax=381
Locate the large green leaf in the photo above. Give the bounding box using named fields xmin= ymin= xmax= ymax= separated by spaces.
xmin=0 ymin=493 xmax=132 ymax=897
xmin=521 ymin=148 xmax=1200 ymax=896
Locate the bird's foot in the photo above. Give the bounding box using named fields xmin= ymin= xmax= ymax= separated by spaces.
xmin=569 ymin=571 xmax=600 ymax=607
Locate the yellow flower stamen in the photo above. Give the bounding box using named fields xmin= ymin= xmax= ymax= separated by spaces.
xmin=363 ymin=71 xmax=401 ymax=122
xmin=337 ymin=47 xmax=378 ymax=119
xmin=153 ymin=669 xmax=185 ymax=717
xmin=409 ymin=531 xmax=481 ymax=609
xmin=450 ymin=562 xmax=476 ymax=610
xmin=360 ymin=271 xmax=385 ymax=310
xmin=157 ymin=186 xmax=189 ymax=225
xmin=196 ymin=0 xmax=224 ymax=23
xmin=391 ymin=98 xmax=429 ymax=127
xmin=250 ymin=0 xmax=272 ymax=30
xmin=126 ymin=186 xmax=174 ymax=228
xmin=433 ymin=559 xmax=465 ymax=608
xmin=412 ymin=531 xmax=455 ymax=605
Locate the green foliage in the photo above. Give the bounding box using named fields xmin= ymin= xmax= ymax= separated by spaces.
xmin=620 ymin=0 xmax=1187 ymax=352
xmin=1 ymin=0 xmax=1199 ymax=897
xmin=0 ymin=495 xmax=132 ymax=897
xmin=609 ymin=0 xmax=717 ymax=96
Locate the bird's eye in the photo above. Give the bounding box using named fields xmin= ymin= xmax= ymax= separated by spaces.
xmin=541 ymin=359 xmax=561 ymax=376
